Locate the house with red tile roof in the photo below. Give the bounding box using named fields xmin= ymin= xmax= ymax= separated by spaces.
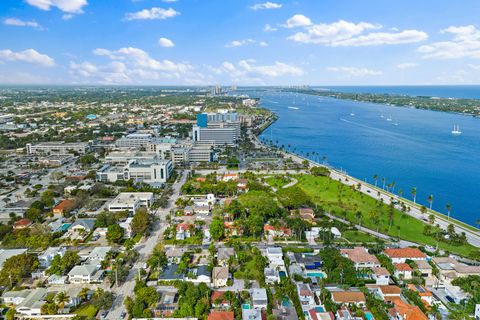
xmin=264 ymin=224 xmax=292 ymax=238
xmin=208 ymin=311 xmax=234 ymax=320
xmin=13 ymin=218 xmax=32 ymax=230
xmin=331 ymin=291 xmax=366 ymax=307
xmin=383 ymin=248 xmax=427 ymax=263
xmin=388 ymin=298 xmax=428 ymax=320
xmin=53 ymin=199 xmax=76 ymax=216
xmin=340 ymin=247 xmax=380 ymax=270
xmin=211 ymin=291 xmax=230 ymax=309
xmin=394 ymin=263 xmax=413 ymax=280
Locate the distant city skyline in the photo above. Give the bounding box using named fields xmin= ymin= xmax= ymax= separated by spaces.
xmin=1 ymin=0 xmax=480 ymax=85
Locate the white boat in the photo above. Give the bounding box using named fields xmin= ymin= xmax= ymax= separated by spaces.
xmin=288 ymin=107 xmax=299 ymax=110
xmin=386 ymin=114 xmax=393 ymax=122
xmin=350 ymin=113 xmax=355 ymax=116
xmin=451 ymin=125 xmax=462 ymax=135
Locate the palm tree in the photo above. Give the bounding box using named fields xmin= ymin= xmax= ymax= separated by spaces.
xmin=411 ymin=187 xmax=417 ymax=204
xmin=428 ymin=214 xmax=435 ymax=225
xmin=56 ymin=292 xmax=70 ymax=313
xmin=79 ymin=288 xmax=89 ymax=302
xmin=446 ymin=203 xmax=452 ymax=220
xmin=398 ymin=189 xmax=403 ymax=198
xmin=427 ymin=194 xmax=434 ymax=210
xmin=373 ymin=174 xmax=378 ymax=187
xmin=381 ymin=177 xmax=386 ymax=190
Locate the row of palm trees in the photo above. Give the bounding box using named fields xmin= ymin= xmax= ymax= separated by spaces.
xmin=373 ymin=175 xmax=456 ymax=221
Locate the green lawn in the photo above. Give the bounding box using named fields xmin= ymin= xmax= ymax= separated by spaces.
xmin=264 ymin=176 xmax=291 ymax=189
xmin=75 ymin=304 xmax=98 ymax=318
xmin=294 ymin=174 xmax=478 ymax=258
xmin=341 ymin=230 xmax=379 ymax=243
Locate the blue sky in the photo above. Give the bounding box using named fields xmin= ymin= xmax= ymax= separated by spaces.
xmin=0 ymin=0 xmax=480 ymax=85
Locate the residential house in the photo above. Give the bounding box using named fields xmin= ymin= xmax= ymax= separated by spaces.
xmin=68 ymin=218 xmax=95 ymax=238
xmin=251 ymin=288 xmax=268 ymax=310
xmin=264 ymin=267 xmax=281 ymax=284
xmin=186 ymin=265 xmax=211 ymax=284
xmin=308 ymin=309 xmax=335 ymax=320
xmin=432 ymin=256 xmax=480 ymax=285
xmin=13 ymin=218 xmax=32 ymax=230
xmin=53 ymin=199 xmax=76 ymax=216
xmin=85 ymin=246 xmax=112 ymax=267
xmin=383 ymin=248 xmax=427 ymax=264
xmin=184 ymin=206 xmax=194 ymax=215
xmin=242 ymin=308 xmax=262 ymax=320
xmin=159 ymin=264 xmax=184 ymax=281
xmin=393 ymin=263 xmax=413 ymax=280
xmin=372 ymin=267 xmax=390 ymax=285
xmin=297 ymin=283 xmax=315 ymax=309
xmin=264 ymin=224 xmax=292 ymax=238
xmin=414 ymin=260 xmax=435 ymax=286
xmin=274 ymin=305 xmax=299 ymax=320
xmin=108 ymin=192 xmax=154 ymax=214
xmin=376 ymin=285 xmax=402 ymax=302
xmin=217 ymin=247 xmax=235 ymax=267
xmin=212 ymin=266 xmax=229 ymax=288
xmin=38 ymin=246 xmax=66 ymax=268
xmin=2 ymin=288 xmax=48 ymax=316
xmin=336 ymin=306 xmax=363 ymax=320
xmin=68 ymin=264 xmax=103 ymax=284
xmin=340 ymin=247 xmax=380 ymax=270
xmin=154 ymin=289 xmax=179 ymax=317
xmin=388 ymin=298 xmax=428 ymax=320
xmin=224 ymin=221 xmax=242 ymax=237
xmin=237 ymin=179 xmax=248 ymax=192
xmin=407 ymin=284 xmax=433 ymax=306
xmin=331 ymin=291 xmax=366 ymax=307
xmin=209 ymin=311 xmax=234 ymax=320
xmin=194 ymin=205 xmax=210 ymax=215
xmin=291 ymin=208 xmax=315 ymax=222
xmin=265 ymin=247 xmax=284 ymax=268
xmin=294 ymin=252 xmax=322 ymax=270
xmin=166 ymin=248 xmax=186 ymax=264
xmin=222 ymin=173 xmax=239 ymax=182
xmin=211 ymin=291 xmax=231 ymax=309
xmin=176 ymin=223 xmax=192 ymax=240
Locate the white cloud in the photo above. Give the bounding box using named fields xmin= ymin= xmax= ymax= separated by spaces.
xmin=284 ymin=14 xmax=312 ymax=28
xmin=286 ymin=16 xmax=427 ymax=47
xmin=331 ymin=29 xmax=428 ymax=47
xmin=125 ymin=7 xmax=179 ymax=21
xmin=225 ymin=39 xmax=268 ymax=48
xmin=26 ymin=0 xmax=87 ymax=14
xmin=264 ymin=24 xmax=278 ymax=32
xmin=327 ymin=66 xmax=382 ymax=77
xmin=3 ymin=18 xmax=42 ymax=29
xmin=396 ymin=62 xmax=418 ymax=69
xmin=0 ymin=49 xmax=55 ymax=67
xmin=214 ymin=60 xmax=303 ymax=83
xmin=62 ymin=14 xmax=74 ymax=20
xmin=158 ymin=37 xmax=175 ymax=47
xmin=250 ymin=2 xmax=282 ymax=10
xmin=418 ymin=25 xmax=480 ymax=59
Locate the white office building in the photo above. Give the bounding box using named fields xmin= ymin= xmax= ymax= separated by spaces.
xmin=193 ymin=125 xmax=237 ymax=146
xmin=105 ymin=151 xmax=158 ymax=165
xmin=97 ymin=159 xmax=173 ymax=186
xmin=26 ymin=142 xmax=89 ymax=155
xmin=115 ymin=133 xmax=152 ymax=148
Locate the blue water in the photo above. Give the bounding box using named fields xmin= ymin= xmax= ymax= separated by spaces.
xmin=315 ymin=306 xmax=325 ymax=312
xmin=255 ymin=89 xmax=480 ymax=226
xmin=365 ymin=311 xmax=375 ymax=320
xmin=307 ymin=272 xmax=325 ymax=278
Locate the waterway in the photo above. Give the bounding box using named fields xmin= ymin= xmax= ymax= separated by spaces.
xmin=247 ymin=88 xmax=480 ymax=227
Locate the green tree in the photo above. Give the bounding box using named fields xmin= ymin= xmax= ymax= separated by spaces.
xmin=106 ymin=224 xmax=124 ymax=244
xmin=131 ymin=208 xmax=151 ymax=236
xmin=0 ymin=253 xmax=39 ymax=287
xmin=210 ymin=218 xmax=224 ymax=240
xmin=56 ymin=291 xmax=70 ymax=313
xmin=5 ymin=308 xmax=15 ymax=320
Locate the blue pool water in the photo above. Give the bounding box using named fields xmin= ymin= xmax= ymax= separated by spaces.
xmin=279 ymin=271 xmax=287 ymax=278
xmin=242 ymin=304 xmax=251 ymax=310
xmin=255 ymin=89 xmax=480 ymax=226
xmin=365 ymin=311 xmax=375 ymax=320
xmin=307 ymin=272 xmax=324 ymax=278
xmin=315 ymin=306 xmax=325 ymax=312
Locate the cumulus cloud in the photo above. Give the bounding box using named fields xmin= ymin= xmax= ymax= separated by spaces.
xmin=225 ymin=39 xmax=267 ymax=48
xmin=396 ymin=62 xmax=418 ymax=69
xmin=250 ymin=2 xmax=282 ymax=10
xmin=327 ymin=66 xmax=382 ymax=77
xmin=418 ymin=25 xmax=480 ymax=59
xmin=0 ymin=49 xmax=55 ymax=67
xmin=284 ymin=14 xmax=312 ymax=28
xmin=158 ymin=37 xmax=175 ymax=47
xmin=3 ymin=18 xmax=42 ymax=29
xmin=125 ymin=7 xmax=179 ymax=21
xmin=285 ymin=16 xmax=427 ymax=47
xmin=70 ymin=47 xmax=194 ymax=84
xmin=26 ymin=0 xmax=87 ymax=14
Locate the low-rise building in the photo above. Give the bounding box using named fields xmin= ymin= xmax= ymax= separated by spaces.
xmin=108 ymin=192 xmax=154 ymax=214
xmin=331 ymin=291 xmax=366 ymax=307
xmin=340 ymin=247 xmax=380 ymax=270
xmin=251 ymin=288 xmax=268 ymax=310
xmin=26 ymin=142 xmax=89 ymax=155
xmin=297 ymin=283 xmax=315 ymax=309
xmin=383 ymin=248 xmax=427 ymax=264
xmin=68 ymin=264 xmax=103 ymax=284
xmin=393 ymin=263 xmax=413 ymax=280
xmin=38 ymin=246 xmax=66 ymax=268
xmin=372 ymin=267 xmax=390 ymax=285
xmin=212 ymin=266 xmax=229 ymax=288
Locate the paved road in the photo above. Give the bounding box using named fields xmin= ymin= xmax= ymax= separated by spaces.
xmin=107 ymin=170 xmax=188 ymax=320
xmin=249 ymin=125 xmax=480 ymax=248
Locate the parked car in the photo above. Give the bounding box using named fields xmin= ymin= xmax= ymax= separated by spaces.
xmin=445 ymin=295 xmax=455 ymax=303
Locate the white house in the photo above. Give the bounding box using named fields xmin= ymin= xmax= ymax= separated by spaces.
xmin=3 ymin=288 xmax=48 ymax=317
xmin=38 ymin=247 xmax=66 ymax=268
xmin=68 ymin=264 xmax=103 ymax=284
xmin=212 ymin=266 xmax=229 ymax=288
xmin=265 ymin=247 xmax=284 ymax=268
xmin=372 ymin=267 xmax=390 ymax=285
xmin=176 ymin=224 xmax=192 ymax=240
xmin=251 ymin=288 xmax=268 ymax=310
xmin=297 ymin=283 xmax=315 ymax=309
xmin=393 ymin=263 xmax=413 ymax=280
xmin=193 ymin=194 xmax=215 ymax=207
xmin=264 ymin=267 xmax=281 ymax=284
xmin=384 ymin=248 xmax=427 ymax=264
xmin=185 ymin=265 xmax=211 ymax=284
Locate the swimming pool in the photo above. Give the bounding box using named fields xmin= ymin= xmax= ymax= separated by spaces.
xmin=365 ymin=312 xmax=375 ymax=320
xmin=242 ymin=304 xmax=251 ymax=310
xmin=279 ymin=271 xmax=287 ymax=278
xmin=307 ymin=272 xmax=324 ymax=278
xmin=315 ymin=306 xmax=325 ymax=312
